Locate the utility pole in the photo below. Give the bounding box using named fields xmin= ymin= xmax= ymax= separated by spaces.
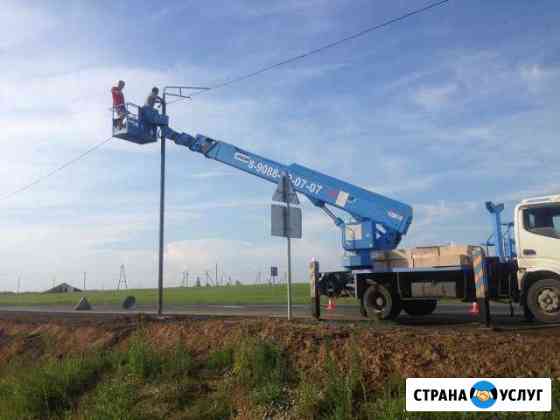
xmin=156 ymin=86 xmax=208 ymax=314
xmin=215 ymin=263 xmax=218 ymax=286
xmin=17 ymin=276 xmax=21 ymax=294
xmin=83 ymin=272 xmax=86 ymax=290
xmin=157 ymin=95 xmax=167 ymax=316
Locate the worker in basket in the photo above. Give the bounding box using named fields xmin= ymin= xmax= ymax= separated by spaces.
xmin=144 ymin=87 xmax=163 ymax=137
xmin=146 ymin=86 xmax=163 ymax=109
xmin=111 ymin=80 xmax=126 ymax=129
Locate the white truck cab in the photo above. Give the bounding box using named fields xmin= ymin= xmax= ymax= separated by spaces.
xmin=515 ymin=195 xmax=560 ymax=322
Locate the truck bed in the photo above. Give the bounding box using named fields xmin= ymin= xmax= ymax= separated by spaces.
xmin=371 ymin=244 xmax=480 ymax=270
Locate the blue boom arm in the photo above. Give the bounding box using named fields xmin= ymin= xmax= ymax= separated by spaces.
xmin=163 ymin=126 xmax=413 ymax=268
xmin=112 ymin=105 xmax=412 ymax=269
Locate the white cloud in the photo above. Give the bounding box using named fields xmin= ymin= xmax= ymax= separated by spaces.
xmin=413 ymin=200 xmax=478 ymax=229
xmin=412 ymin=83 xmax=457 ymax=110
xmin=0 ymin=212 xmax=158 ymax=291
xmin=497 ymin=182 xmax=560 ymax=205
xmin=187 ymin=170 xmax=236 ymax=179
xmin=368 ymin=174 xmax=437 ymax=196
xmin=165 ymin=233 xmax=340 ymax=284
xmin=402 ymin=199 xmax=487 ymax=248
xmin=163 ymin=201 xmax=343 ymax=284
xmin=0 ymin=2 xmax=58 ymax=50
xmin=168 ymin=198 xmax=269 ymax=212
xmin=520 ymin=63 xmax=559 ymax=93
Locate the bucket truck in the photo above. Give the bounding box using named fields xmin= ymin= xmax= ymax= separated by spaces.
xmin=112 ymin=102 xmax=560 ymax=324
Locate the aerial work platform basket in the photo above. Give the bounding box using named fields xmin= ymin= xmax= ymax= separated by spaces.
xmin=112 ymin=103 xmax=168 ymax=145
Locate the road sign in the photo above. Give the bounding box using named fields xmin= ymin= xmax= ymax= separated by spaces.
xmin=271 ymin=204 xmax=302 ymax=238
xmin=270 ymin=173 xmax=302 ymax=321
xmin=272 ymin=173 xmax=299 ymax=205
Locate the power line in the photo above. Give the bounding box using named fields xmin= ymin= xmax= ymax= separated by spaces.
xmin=0 ymin=136 xmax=113 ymax=202
xmin=0 ymin=1 xmax=450 ymax=197
xmin=169 ymin=0 xmax=450 ymax=104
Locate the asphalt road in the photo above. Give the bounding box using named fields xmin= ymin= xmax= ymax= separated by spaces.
xmin=0 ymin=302 xmax=537 ymax=329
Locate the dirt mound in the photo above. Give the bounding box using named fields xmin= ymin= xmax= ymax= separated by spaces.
xmin=0 ymin=314 xmax=558 ymax=384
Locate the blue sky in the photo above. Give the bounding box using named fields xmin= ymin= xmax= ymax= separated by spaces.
xmin=1 ymin=0 xmax=559 ymax=291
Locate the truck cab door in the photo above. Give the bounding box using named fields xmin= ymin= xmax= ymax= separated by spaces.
xmin=516 ymin=203 xmax=560 ymax=273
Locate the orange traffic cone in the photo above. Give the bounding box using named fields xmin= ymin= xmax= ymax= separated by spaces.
xmin=326 ymin=298 xmax=336 ymax=311
xmin=469 ymin=302 xmax=479 ymax=315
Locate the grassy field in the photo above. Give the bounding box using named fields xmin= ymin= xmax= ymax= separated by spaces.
xmin=0 ymin=283 xmax=354 ymax=307
xmin=0 ymin=327 xmax=556 ymax=420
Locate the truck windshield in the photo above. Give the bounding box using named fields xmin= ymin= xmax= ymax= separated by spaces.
xmin=523 ymin=205 xmax=560 ymax=239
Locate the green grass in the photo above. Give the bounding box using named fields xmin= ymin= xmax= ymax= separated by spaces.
xmin=207 ymin=347 xmax=234 ymax=373
xmin=294 ymin=349 xmax=366 ymax=420
xmin=232 ymin=338 xmax=289 ymax=406
xmin=0 ymin=335 xmax=558 ymax=420
xmin=0 ymin=353 xmax=111 ymax=420
xmin=0 ymin=283 xmax=356 ymax=307
xmin=82 ymin=375 xmax=141 ymax=420
xmin=126 ymin=333 xmax=165 ymax=381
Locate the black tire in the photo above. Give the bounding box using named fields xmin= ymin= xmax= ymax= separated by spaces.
xmin=402 ymin=299 xmax=437 ymax=316
xmin=527 ymin=278 xmax=560 ymax=323
xmin=362 ymin=283 xmax=401 ymax=320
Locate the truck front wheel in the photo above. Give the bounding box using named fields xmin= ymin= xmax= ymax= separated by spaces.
xmin=402 ymin=299 xmax=437 ymax=316
xmin=527 ymin=278 xmax=560 ymax=323
xmin=362 ymin=283 xmax=401 ymax=320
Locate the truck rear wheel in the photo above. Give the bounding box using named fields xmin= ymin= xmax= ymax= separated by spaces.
xmin=527 ymin=278 xmax=560 ymax=323
xmin=362 ymin=283 xmax=401 ymax=320
xmin=402 ymin=299 xmax=437 ymax=316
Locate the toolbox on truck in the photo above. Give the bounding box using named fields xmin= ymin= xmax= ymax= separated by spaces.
xmin=413 ymin=245 xmax=477 ymax=268
xmin=371 ymin=249 xmax=413 ymax=270
xmin=372 ymin=244 xmax=479 ymax=270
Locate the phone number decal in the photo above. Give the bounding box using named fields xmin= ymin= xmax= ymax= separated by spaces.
xmin=235 ymin=153 xmax=323 ymax=195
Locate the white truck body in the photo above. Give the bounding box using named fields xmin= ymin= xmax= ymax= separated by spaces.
xmin=515 ymin=194 xmax=560 ymax=279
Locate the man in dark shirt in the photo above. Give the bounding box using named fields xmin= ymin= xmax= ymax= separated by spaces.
xmin=146 ymin=87 xmax=163 ymax=108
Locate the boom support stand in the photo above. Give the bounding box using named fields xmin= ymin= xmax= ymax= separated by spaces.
xmin=478 ymin=297 xmax=491 ymax=327
xmin=473 ymin=247 xmax=492 ymax=327
xmin=309 ymin=259 xmax=321 ymax=319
